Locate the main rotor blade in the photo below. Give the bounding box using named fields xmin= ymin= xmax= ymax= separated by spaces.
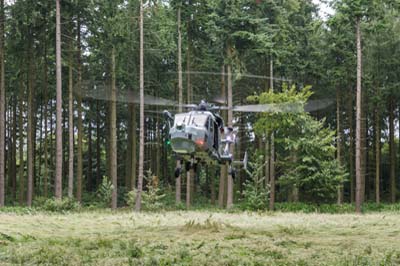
xmin=76 ymin=85 xmax=177 ymax=106
xmin=221 ymin=99 xmax=333 ymax=113
xmin=304 ymin=99 xmax=334 ymax=112
xmin=168 ymin=71 xmax=292 ymax=82
xmin=232 ymin=102 xmax=303 ymax=113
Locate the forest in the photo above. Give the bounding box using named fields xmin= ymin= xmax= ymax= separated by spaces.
xmin=0 ymin=0 xmax=399 ymax=211
xmin=1 ymin=0 xmax=400 ymax=264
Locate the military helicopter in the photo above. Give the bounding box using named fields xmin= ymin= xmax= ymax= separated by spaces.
xmin=77 ymin=79 xmax=333 ymax=178
xmin=163 ymin=100 xmax=247 ymax=178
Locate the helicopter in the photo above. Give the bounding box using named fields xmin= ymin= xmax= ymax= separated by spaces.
xmin=77 ymin=79 xmax=333 ymax=178
xmin=163 ymin=100 xmax=247 ymax=178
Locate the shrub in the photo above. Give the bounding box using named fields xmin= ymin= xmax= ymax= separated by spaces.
xmin=40 ymin=198 xmax=80 ymax=212
xmin=126 ymin=170 xmax=166 ymax=211
xmin=142 ymin=170 xmax=166 ymax=211
xmin=239 ymin=155 xmax=270 ymax=211
xmin=126 ymin=189 xmax=137 ymax=208
xmin=96 ymin=176 xmax=113 ymax=208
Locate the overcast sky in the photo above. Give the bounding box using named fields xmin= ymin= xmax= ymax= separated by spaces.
xmin=312 ymin=0 xmax=335 ymax=19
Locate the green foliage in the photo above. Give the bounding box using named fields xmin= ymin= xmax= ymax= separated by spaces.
xmin=126 ymin=170 xmax=166 ymax=211
xmin=248 ymin=84 xmax=313 ymax=135
xmin=239 ymin=155 xmax=270 ymax=211
xmin=39 ymin=198 xmax=80 ymax=213
xmin=96 ymin=176 xmax=114 ymax=208
xmin=184 ymin=216 xmax=225 ymax=232
xmin=125 ymin=189 xmax=137 ymax=209
xmin=250 ymin=86 xmax=348 ymax=203
xmin=141 ymin=170 xmax=166 ymax=211
xmin=280 ymin=116 xmax=348 ymax=202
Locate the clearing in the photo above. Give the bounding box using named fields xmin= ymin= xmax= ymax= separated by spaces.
xmin=0 ymin=210 xmax=400 ymax=265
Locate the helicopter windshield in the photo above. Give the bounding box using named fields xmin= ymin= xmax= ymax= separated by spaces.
xmin=174 ymin=113 xmax=189 ymax=126
xmin=191 ymin=114 xmax=208 ymax=127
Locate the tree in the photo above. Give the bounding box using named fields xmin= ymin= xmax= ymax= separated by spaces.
xmin=55 ymin=0 xmax=63 ymax=200
xmin=0 ymin=0 xmax=4 ymax=207
xmin=110 ymin=47 xmax=117 ymax=209
xmin=68 ymin=38 xmax=74 ymax=198
xmin=26 ymin=38 xmax=34 ymax=206
xmin=76 ymin=18 xmax=83 ymax=202
xmin=206 ymin=0 xmax=273 ymax=208
xmin=355 ymin=14 xmax=362 ymax=212
xmin=176 ymin=3 xmax=182 ymax=204
xmin=250 ymin=86 xmax=346 ymax=203
xmin=135 ymin=0 xmax=144 ymax=212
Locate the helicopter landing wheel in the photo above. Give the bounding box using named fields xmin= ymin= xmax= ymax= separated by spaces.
xmin=185 ymin=161 xmax=192 ymax=171
xmin=174 ymin=167 xmax=181 ymax=178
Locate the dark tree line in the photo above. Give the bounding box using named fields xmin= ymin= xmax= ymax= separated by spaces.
xmin=0 ymin=0 xmax=399 ymax=211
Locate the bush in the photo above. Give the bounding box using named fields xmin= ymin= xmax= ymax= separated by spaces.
xmin=32 ymin=196 xmax=49 ymax=207
xmin=126 ymin=189 xmax=137 ymax=208
xmin=40 ymin=198 xmax=80 ymax=212
xmin=96 ymin=176 xmax=114 ymax=208
xmin=126 ymin=170 xmax=166 ymax=211
xmin=142 ymin=170 xmax=166 ymax=211
xmin=239 ymin=155 xmax=270 ymax=211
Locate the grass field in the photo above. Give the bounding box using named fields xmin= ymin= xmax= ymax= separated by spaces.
xmin=1 ymin=210 xmax=400 ymax=265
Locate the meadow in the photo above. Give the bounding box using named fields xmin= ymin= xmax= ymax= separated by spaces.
xmin=1 ymin=209 xmax=400 ymax=265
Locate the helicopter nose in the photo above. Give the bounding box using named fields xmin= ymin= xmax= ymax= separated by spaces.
xmin=170 ymin=138 xmax=196 ymax=154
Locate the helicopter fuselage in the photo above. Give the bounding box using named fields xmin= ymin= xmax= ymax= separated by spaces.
xmin=169 ymin=110 xmax=222 ymax=164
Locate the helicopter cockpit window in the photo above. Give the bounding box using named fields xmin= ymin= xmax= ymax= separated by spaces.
xmin=191 ymin=114 xmax=208 ymax=127
xmin=174 ymin=113 xmax=189 ymax=127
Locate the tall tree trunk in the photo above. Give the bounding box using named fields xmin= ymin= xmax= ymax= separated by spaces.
xmin=130 ymin=105 xmax=137 ymax=190
xmin=218 ymin=65 xmax=226 ymax=208
xmin=185 ymin=23 xmax=193 ymax=207
xmin=186 ymin=167 xmax=191 ymax=209
xmin=355 ymin=18 xmax=362 ymax=213
xmin=87 ymin=117 xmax=93 ymax=191
xmin=361 ymin=86 xmax=368 ymax=202
xmin=55 ymin=0 xmax=63 ymax=200
xmin=264 ymin=60 xmax=271 ymax=188
xmin=135 ymin=0 xmax=144 ymax=211
xmin=63 ymin=109 xmax=68 ymax=189
xmin=68 ymin=50 xmax=74 ymax=198
xmin=76 ymin=19 xmax=83 ymax=202
xmin=0 ymin=0 xmax=5 ymax=207
xmin=175 ymin=6 xmax=182 ymax=204
xmin=37 ymin=102 xmax=43 ymax=191
xmin=43 ymin=11 xmax=49 ymax=199
xmin=186 ymin=25 xmax=192 ymax=104
xmin=96 ymin=101 xmax=101 ymax=188
xmin=269 ymin=57 xmax=275 ymax=211
xmin=348 ymin=88 xmax=354 ymax=203
xmin=226 ymin=45 xmax=234 ymax=209
xmin=110 ymin=47 xmax=118 ymax=210
xmin=125 ymin=109 xmax=132 ymax=190
xmin=27 ymin=44 xmax=34 ymax=207
xmin=375 ymin=101 xmax=380 ymax=204
xmin=11 ymin=96 xmax=17 ymax=201
xmin=18 ymin=81 xmax=24 ymax=205
xmin=389 ymin=97 xmax=396 ymax=203
xmin=337 ymin=88 xmax=343 ymax=204
xmin=210 ymin=166 xmax=216 ymax=204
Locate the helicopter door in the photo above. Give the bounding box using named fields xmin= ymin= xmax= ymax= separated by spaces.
xmin=213 ymin=120 xmax=219 ymax=149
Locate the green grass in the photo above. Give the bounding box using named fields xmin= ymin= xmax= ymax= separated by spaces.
xmin=1 ymin=209 xmax=400 ymax=265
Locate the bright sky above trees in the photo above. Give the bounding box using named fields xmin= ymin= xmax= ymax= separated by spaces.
xmin=312 ymin=0 xmax=335 ymax=19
